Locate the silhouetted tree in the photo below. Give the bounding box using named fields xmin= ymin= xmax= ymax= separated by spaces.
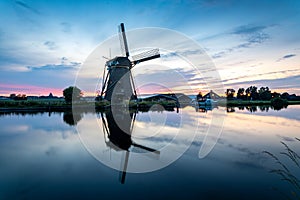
xmin=196 ymin=92 xmax=203 ymax=101
xmin=237 ymin=88 xmax=245 ymax=100
xmin=281 ymin=92 xmax=289 ymax=100
xmin=271 ymin=92 xmax=281 ymax=99
xmin=9 ymin=94 xmax=16 ymax=99
xmin=246 ymin=86 xmax=258 ymax=100
xmin=259 ymin=87 xmax=272 ymax=100
xmin=63 ymin=86 xmax=82 ymax=103
xmin=226 ymin=89 xmax=235 ymax=99
xmin=13 ymin=94 xmax=27 ymax=100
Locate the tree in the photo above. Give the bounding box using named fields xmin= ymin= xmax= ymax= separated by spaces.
xmin=245 ymin=86 xmax=258 ymax=100
xmin=196 ymin=92 xmax=203 ymax=101
xmin=259 ymin=87 xmax=271 ymax=100
xmin=225 ymin=89 xmax=235 ymax=99
xmin=272 ymin=92 xmax=280 ymax=98
xmin=281 ymin=92 xmax=290 ymax=100
xmin=237 ymin=88 xmax=245 ymax=100
xmin=63 ymin=86 xmax=83 ymax=103
xmin=9 ymin=94 xmax=16 ymax=99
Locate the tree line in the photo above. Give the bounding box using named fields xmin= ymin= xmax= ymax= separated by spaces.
xmin=225 ymin=86 xmax=298 ymax=101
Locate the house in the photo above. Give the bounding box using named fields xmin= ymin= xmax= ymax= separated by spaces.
xmin=203 ymin=90 xmax=221 ymax=100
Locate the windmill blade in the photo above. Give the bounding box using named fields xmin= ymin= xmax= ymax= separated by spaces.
xmin=132 ymin=48 xmax=160 ymax=65
xmin=118 ymin=23 xmax=129 ymax=57
xmin=119 ymin=151 xmax=130 ymax=184
xmin=132 ymin=142 xmax=160 ymax=155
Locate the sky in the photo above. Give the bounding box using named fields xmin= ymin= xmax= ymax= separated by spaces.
xmin=0 ymin=0 xmax=300 ymax=96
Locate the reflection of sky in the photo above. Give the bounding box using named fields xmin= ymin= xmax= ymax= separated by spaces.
xmin=0 ymin=106 xmax=300 ymax=199
xmin=235 ymin=104 xmax=300 ymax=121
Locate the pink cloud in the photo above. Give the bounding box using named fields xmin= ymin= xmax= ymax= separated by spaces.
xmin=0 ymin=83 xmax=63 ymax=96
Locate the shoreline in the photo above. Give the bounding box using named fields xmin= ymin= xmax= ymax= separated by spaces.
xmin=0 ymin=100 xmax=300 ymax=113
xmin=223 ymin=100 xmax=300 ymax=107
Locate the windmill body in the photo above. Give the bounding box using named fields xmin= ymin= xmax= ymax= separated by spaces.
xmin=100 ymin=23 xmax=160 ymax=102
xmin=104 ymin=57 xmax=135 ymax=101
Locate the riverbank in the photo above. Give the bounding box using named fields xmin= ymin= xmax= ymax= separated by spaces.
xmin=1 ymin=99 xmax=300 ymax=112
xmin=223 ymin=99 xmax=300 ymax=106
xmin=0 ymin=99 xmax=179 ymax=112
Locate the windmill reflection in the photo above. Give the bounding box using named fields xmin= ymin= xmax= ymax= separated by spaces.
xmin=100 ymin=106 xmax=160 ymax=184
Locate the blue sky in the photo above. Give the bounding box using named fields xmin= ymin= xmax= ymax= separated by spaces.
xmin=0 ymin=0 xmax=300 ymax=96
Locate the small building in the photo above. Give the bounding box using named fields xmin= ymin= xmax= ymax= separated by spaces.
xmin=203 ymin=90 xmax=221 ymax=100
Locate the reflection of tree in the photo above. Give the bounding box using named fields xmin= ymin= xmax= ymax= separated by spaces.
xmin=271 ymin=97 xmax=288 ymax=110
xmin=63 ymin=111 xmax=83 ymax=126
xmin=259 ymin=105 xmax=270 ymax=112
xmin=246 ymin=106 xmax=257 ymax=113
xmin=230 ymin=105 xmax=286 ymax=113
xmin=263 ymin=138 xmax=300 ymax=199
xmin=226 ymin=107 xmax=235 ymax=113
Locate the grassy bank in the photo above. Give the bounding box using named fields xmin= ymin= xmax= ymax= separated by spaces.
xmin=1 ymin=99 xmax=299 ymax=112
xmin=0 ymin=99 xmax=179 ymax=112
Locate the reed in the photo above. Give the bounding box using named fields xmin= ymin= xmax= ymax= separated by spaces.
xmin=263 ymin=138 xmax=300 ymax=199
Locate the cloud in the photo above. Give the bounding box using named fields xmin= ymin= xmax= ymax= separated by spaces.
xmin=283 ymin=54 xmax=296 ymax=59
xmin=14 ymin=0 xmax=41 ymax=15
xmin=0 ymin=83 xmax=63 ymax=96
xmin=276 ymin=135 xmax=295 ymax=142
xmin=212 ymin=24 xmax=271 ymax=59
xmin=43 ymin=41 xmax=57 ymax=50
xmin=60 ymin=22 xmax=72 ymax=33
xmin=222 ymin=68 xmax=300 ymax=83
xmin=225 ymin=74 xmax=300 ymax=92
xmin=277 ymin=54 xmax=296 ymax=62
xmin=27 ymin=62 xmax=81 ymax=71
xmin=0 ymin=28 xmax=3 ymax=38
xmin=231 ymin=25 xmax=267 ymax=35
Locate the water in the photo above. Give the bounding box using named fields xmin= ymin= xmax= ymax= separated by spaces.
xmin=0 ymin=105 xmax=299 ymax=199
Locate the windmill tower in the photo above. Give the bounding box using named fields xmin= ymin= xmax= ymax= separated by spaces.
xmin=100 ymin=108 xmax=160 ymax=184
xmin=100 ymin=23 xmax=160 ymax=103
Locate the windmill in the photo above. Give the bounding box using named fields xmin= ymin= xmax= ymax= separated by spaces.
xmin=100 ymin=107 xmax=160 ymax=184
xmin=100 ymin=23 xmax=160 ymax=102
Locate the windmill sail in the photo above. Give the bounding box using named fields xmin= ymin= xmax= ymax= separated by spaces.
xmin=118 ymin=23 xmax=129 ymax=57
xmin=132 ymin=48 xmax=160 ymax=65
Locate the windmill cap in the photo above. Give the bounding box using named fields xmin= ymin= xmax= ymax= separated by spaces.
xmin=106 ymin=57 xmax=131 ymax=67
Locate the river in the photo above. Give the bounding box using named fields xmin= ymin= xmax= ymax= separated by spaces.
xmin=0 ymin=105 xmax=299 ymax=199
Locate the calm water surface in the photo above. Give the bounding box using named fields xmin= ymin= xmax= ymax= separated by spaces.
xmin=0 ymin=105 xmax=299 ymax=200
